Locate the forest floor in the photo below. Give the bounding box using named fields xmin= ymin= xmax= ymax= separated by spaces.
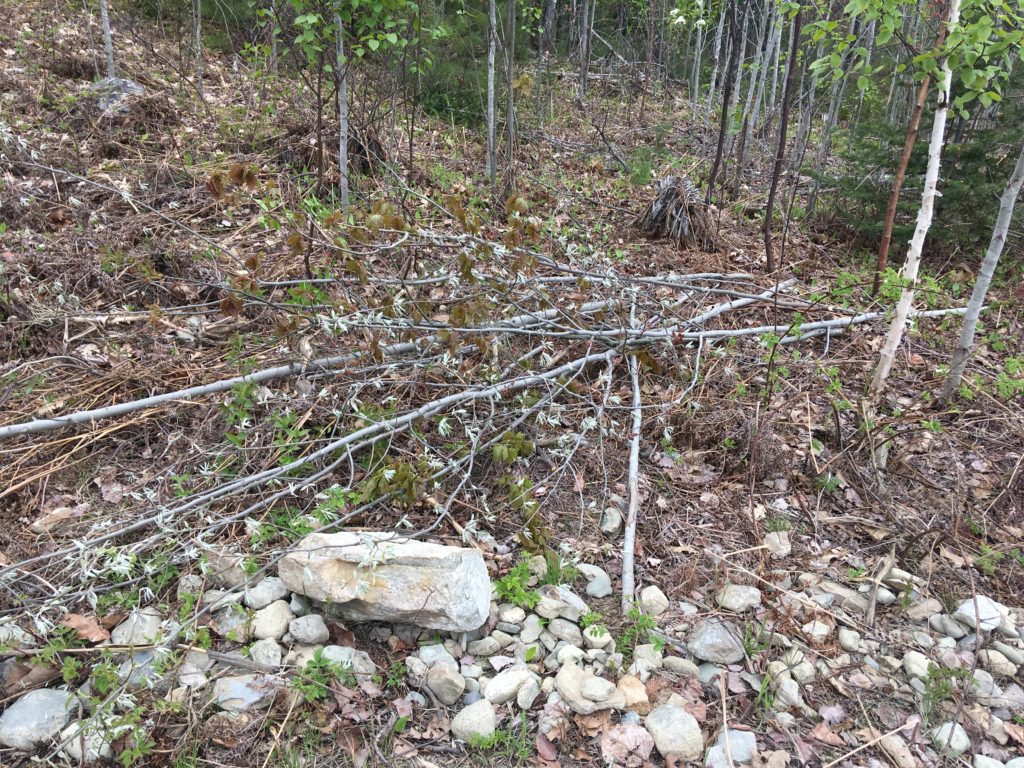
xmin=1 ymin=4 xmax=1024 ymax=768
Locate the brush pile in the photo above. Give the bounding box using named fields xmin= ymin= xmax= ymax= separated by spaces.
xmin=637 ymin=175 xmax=716 ymax=251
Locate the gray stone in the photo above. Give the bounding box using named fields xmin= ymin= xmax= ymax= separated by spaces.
xmin=706 ymin=729 xmax=758 ymax=766
xmin=520 ymin=614 xmax=545 ymax=643
xmin=451 ymin=699 xmax=496 ymax=741
xmin=907 ymin=598 xmax=943 ymax=621
xmin=931 ymin=613 xmax=968 ymax=639
xmin=118 ymin=648 xmax=172 ymax=689
xmin=974 ymin=756 xmax=1005 ymax=768
xmin=954 ymin=596 xmax=1010 ymax=633
xmin=902 ymin=650 xmax=933 ymax=679
xmin=581 ymin=675 xmax=617 ymax=701
xmin=279 ymin=532 xmax=491 ymax=632
xmin=534 ymin=585 xmax=589 ymax=622
xmin=639 ymin=585 xmax=670 ymax=617
xmin=801 ymin=620 xmax=832 ymax=644
xmin=517 ymin=676 xmax=541 ymax=709
xmin=288 ymin=614 xmax=329 ymax=645
xmin=555 ymin=663 xmax=625 ymax=714
xmin=764 ymin=531 xmax=791 ymax=558
xmin=583 ymin=625 xmax=613 ymax=650
xmin=548 ymin=618 xmax=584 ymax=647
xmin=200 ymin=546 xmax=251 ymax=588
xmin=601 ymin=506 xmax=623 ymax=536
xmin=0 ymin=688 xmax=74 ymax=749
xmin=664 ymin=656 xmax=701 ymax=677
xmin=578 ymin=564 xmax=613 ymax=598
xmin=177 ymin=573 xmax=203 ymax=599
xmin=425 ymin=663 xmax=465 ymax=705
xmin=290 ymin=593 xmax=311 ymax=617
xmin=838 ymin=628 xmax=862 ymax=652
xmin=60 ymin=718 xmax=124 ymax=763
xmin=249 ymin=639 xmax=283 ymax=669
xmin=978 ymin=649 xmax=1018 ymax=677
xmin=210 ymin=604 xmax=253 ymax=643
xmin=484 ymin=666 xmax=534 ymax=704
xmin=992 ymin=641 xmax=1024 ymax=666
xmin=687 ymin=619 xmax=745 ymax=664
xmin=467 ymin=637 xmax=501 ymax=656
xmin=644 ymin=704 xmax=704 ymax=760
xmin=1005 ymin=759 xmax=1024 ymax=768
xmin=716 ymin=584 xmax=762 ymax=613
xmin=252 ymin=601 xmax=294 ymax=641
xmin=0 ymin=621 xmax=35 ymax=647
xmin=418 ymin=644 xmax=457 ymax=668
xmin=212 ymin=675 xmax=276 ymax=711
xmin=499 ymin=605 xmax=527 ymax=625
xmin=557 ymin=645 xmax=585 ymax=666
xmin=490 ymin=630 xmax=514 ymax=650
xmin=244 ymin=577 xmax=289 ymax=609
xmin=628 ymin=644 xmax=664 ymax=682
xmin=87 ymin=77 xmax=145 ymax=114
xmin=931 ymin=722 xmax=971 ymax=756
xmin=110 ymin=607 xmax=163 ymax=645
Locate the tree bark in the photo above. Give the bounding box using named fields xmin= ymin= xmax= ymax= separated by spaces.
xmin=639 ymin=0 xmax=657 ymax=121
xmin=486 ymin=0 xmax=497 ymax=189
xmin=940 ymin=141 xmax=1024 ymax=401
xmin=505 ymin=0 xmax=517 ymax=172
xmin=707 ymin=0 xmax=739 ymax=205
xmin=336 ymin=14 xmax=349 ymax=213
xmin=703 ymin=3 xmax=727 ymax=130
xmin=869 ymin=0 xmax=961 ymax=404
xmin=99 ymin=0 xmax=115 ymax=79
xmin=763 ymin=9 xmax=801 ymax=272
xmin=193 ymin=0 xmax=203 ymax=99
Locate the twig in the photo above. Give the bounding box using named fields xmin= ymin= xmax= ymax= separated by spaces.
xmin=621 ymin=303 xmax=643 ymax=614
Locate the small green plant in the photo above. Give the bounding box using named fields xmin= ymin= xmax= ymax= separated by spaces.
xmin=291 ymin=650 xmax=358 ymax=703
xmin=753 ymin=674 xmax=777 ymax=714
xmin=385 ymin=660 xmax=406 ymax=690
xmin=846 ymin=566 xmax=868 ymax=580
xmin=741 ymin=623 xmax=770 ymax=658
xmin=580 ymin=610 xmax=605 ymax=631
xmin=495 ymin=559 xmax=540 ymax=610
xmin=469 ymin=711 xmax=533 ymax=762
xmin=539 ymin=550 xmax=579 ymax=587
xmin=974 ymin=544 xmax=1005 ymax=576
xmin=815 ymin=473 xmax=841 ymax=494
xmin=616 ymin=604 xmax=660 ymax=658
xmin=921 ymin=665 xmax=966 ymax=725
xmin=764 ymin=515 xmax=791 ymax=533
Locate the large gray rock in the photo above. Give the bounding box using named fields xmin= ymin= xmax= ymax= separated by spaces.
xmin=110 ymin=607 xmax=163 ymax=645
xmin=451 ymin=699 xmax=496 ymax=741
xmin=279 ymin=532 xmax=490 ymax=631
xmin=578 ymin=564 xmax=613 ymax=598
xmin=212 ymin=675 xmax=277 ymax=712
xmin=0 ymin=688 xmax=74 ymax=749
xmin=687 ymin=619 xmax=745 ymax=664
xmin=954 ymin=596 xmax=1010 ymax=633
xmin=644 ymin=703 xmax=704 ymax=760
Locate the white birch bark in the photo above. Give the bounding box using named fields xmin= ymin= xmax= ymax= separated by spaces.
xmin=940 ymin=141 xmax=1024 ymax=400
xmin=99 ymin=0 xmax=115 ymax=79
xmin=869 ymin=0 xmax=962 ymax=401
xmin=691 ymin=2 xmax=706 ymax=114
xmin=336 ymin=14 xmax=349 ymax=213
xmin=193 ymin=0 xmax=203 ymax=99
xmin=486 ymin=0 xmax=497 ymax=188
xmin=703 ymin=2 xmax=726 ymax=125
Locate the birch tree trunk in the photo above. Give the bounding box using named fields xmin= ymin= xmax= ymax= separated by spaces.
xmin=578 ymin=0 xmax=593 ymax=99
xmin=193 ymin=0 xmax=203 ymax=99
xmin=789 ymin=40 xmax=821 ymax=173
xmin=99 ymin=0 xmax=115 ymax=78
xmin=703 ymin=4 xmax=726 ymax=126
xmin=336 ymin=14 xmax=349 ymax=213
xmin=486 ymin=0 xmax=497 ymax=189
xmin=940 ymin=142 xmax=1024 ymax=401
xmin=733 ymin=1 xmax=771 ymax=196
xmin=505 ymin=0 xmax=517 ymax=169
xmin=868 ymin=0 xmax=962 ymax=404
xmin=707 ymin=0 xmax=738 ymax=205
xmin=639 ymin=0 xmax=657 ymax=120
xmin=690 ymin=4 xmax=705 ymax=115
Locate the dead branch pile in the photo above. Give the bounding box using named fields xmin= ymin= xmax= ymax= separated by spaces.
xmin=638 ymin=175 xmax=716 ymax=251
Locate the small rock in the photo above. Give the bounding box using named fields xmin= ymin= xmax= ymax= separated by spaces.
xmin=60 ymin=718 xmax=123 ymax=763
xmin=706 ymin=728 xmax=758 ymax=766
xmin=991 ymin=641 xmax=1024 ymax=666
xmin=468 ymin=637 xmax=501 ymax=656
xmin=954 ymin=596 xmax=1010 ymax=633
xmin=289 ymin=593 xmax=311 ymax=616
xmin=764 ymin=531 xmax=791 ymax=558
xmin=639 ymin=585 xmax=670 ymax=617
xmin=974 ymin=756 xmax=1005 ymax=768
xmin=663 ymin=656 xmax=701 ymax=677
xmin=520 ymin=614 xmax=545 ymax=643
xmin=249 ymin=639 xmax=283 ymax=669
xmin=801 ymin=620 xmax=832 ymax=644
xmin=87 ymin=76 xmax=145 ymax=114
xmin=252 ymin=601 xmax=294 ymax=641
xmin=212 ymin=675 xmax=276 ymax=712
xmin=1005 ymin=759 xmax=1024 ymax=768
xmin=902 ymin=650 xmax=933 ymax=679
xmin=517 ymin=676 xmax=541 ymax=709
xmin=555 ymin=663 xmax=625 ymax=714
xmin=716 ymin=584 xmax=762 ymax=613
xmin=557 ymin=645 xmax=586 ymax=666
xmin=177 ymin=574 xmax=203 ymax=599
xmin=578 ymin=564 xmax=613 ymax=598
xmin=601 ymin=506 xmax=623 ymax=536
xmin=838 ymin=628 xmax=862 ymax=652
xmin=687 ymin=619 xmax=745 ymax=664
xmin=535 ymin=585 xmax=589 ymax=622
xmin=931 ymin=614 xmax=968 ymax=639
xmin=490 ymin=630 xmax=514 ymax=650
xmin=110 ymin=607 xmax=163 ymax=645
xmin=548 ymin=618 xmax=584 ymax=646
xmin=978 ymin=649 xmax=1018 ymax=677
xmin=201 ymin=546 xmax=251 ymax=588
xmin=583 ymin=625 xmax=612 ymax=650
xmin=0 ymin=688 xmax=74 ymax=749
xmin=483 ymin=666 xmax=534 ymax=704
xmin=244 ymin=577 xmax=289 ymax=609
xmin=451 ymin=699 xmax=496 ymax=741
xmin=775 ymin=678 xmax=805 ymax=710
xmin=321 ymin=646 xmax=376 ymax=680
xmin=644 ymin=703 xmax=704 ymax=760
xmin=931 ymin=722 xmax=971 ymax=756
xmin=581 ymin=675 xmax=617 ymax=702
xmin=499 ymin=605 xmax=526 ymax=624
xmin=288 ymin=614 xmax=329 ymax=645
xmin=210 ymin=604 xmax=253 ymax=643
xmin=425 ymin=663 xmax=466 ymax=705
xmin=617 ymin=675 xmax=650 ymax=714
xmin=629 ymin=644 xmax=664 ymax=682
xmin=907 ymin=598 xmax=943 ymax=622
xmin=601 ymin=723 xmax=655 ymax=765
xmin=418 ymin=644 xmax=457 ymax=668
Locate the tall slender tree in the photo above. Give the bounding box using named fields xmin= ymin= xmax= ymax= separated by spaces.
xmin=99 ymin=0 xmax=115 ymax=78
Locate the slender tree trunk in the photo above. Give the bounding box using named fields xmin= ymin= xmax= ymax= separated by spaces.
xmin=724 ymin=5 xmax=748 ymax=156
xmin=872 ymin=23 xmax=946 ymax=294
xmin=853 ymin=20 xmax=875 ymax=128
xmin=336 ymin=14 xmax=349 ymax=213
xmin=764 ymin=9 xmax=800 ymax=271
xmin=869 ymin=0 xmax=961 ymax=406
xmin=704 ymin=3 xmax=726 ymax=127
xmin=790 ymin=39 xmax=821 ymax=173
xmin=486 ymin=0 xmax=497 ymax=189
xmin=578 ymin=0 xmax=593 ymax=99
xmin=506 ymin=0 xmax=517 ymax=172
xmin=639 ymin=0 xmax=657 ymax=120
xmin=733 ymin=0 xmax=771 ymax=196
xmin=99 ymin=0 xmax=115 ymax=78
xmin=707 ymin=0 xmax=738 ymax=205
xmin=765 ymin=14 xmax=782 ymax=130
xmin=193 ymin=0 xmax=203 ymax=99
xmin=542 ymin=0 xmax=558 ymax=52
xmin=940 ymin=142 xmax=1024 ymax=401
xmin=690 ymin=5 xmax=705 ymax=114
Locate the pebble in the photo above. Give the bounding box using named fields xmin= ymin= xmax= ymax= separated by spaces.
xmin=601 ymin=506 xmax=624 ymax=536
xmin=520 ymin=614 xmax=545 ymax=643
xmin=467 ymin=637 xmax=501 ymax=656
xmin=252 ymin=601 xmax=294 ymax=640
xmin=581 ymin=675 xmax=617 ymax=702
xmin=644 ymin=703 xmax=704 ymax=760
xmin=639 ymin=585 xmax=670 ymax=617
xmin=451 ymin=699 xmax=496 ymax=741
xmin=629 ymin=644 xmax=664 ymax=682
xmin=991 ymin=641 xmax=1024 ymax=666
xmin=425 ymin=663 xmax=466 ymax=705
xmin=617 ymin=675 xmax=650 ymax=714
xmin=212 ymin=675 xmax=276 ymax=712
xmin=110 ymin=607 xmax=163 ymax=645
xmin=210 ymin=604 xmax=253 ymax=643
xmin=954 ymin=596 xmax=1010 ymax=633
xmin=764 ymin=531 xmax=791 ymax=558
xmin=60 ymin=718 xmax=122 ymax=763
xmin=577 ymin=563 xmax=613 ymax=598
xmin=516 ymin=676 xmax=541 ymax=709
xmin=978 ymin=649 xmax=1018 ymax=677
xmin=584 ymin=624 xmax=613 ymax=650
xmin=716 ymin=584 xmax=762 ymax=613
xmin=906 ymin=598 xmax=943 ymax=621
xmin=705 ymin=728 xmax=758 ymax=766
xmin=418 ymin=644 xmax=457 ymax=668
xmin=663 ymin=656 xmax=701 ymax=677
xmin=249 ymin=638 xmax=283 ymax=669
xmin=974 ymin=756 xmax=1005 ymax=768
xmin=243 ymin=576 xmax=289 ymax=609
xmin=490 ymin=630 xmax=514 ymax=650
xmin=801 ymin=620 xmax=832 ymax=644
xmin=288 ymin=614 xmax=329 ymax=645
xmin=687 ymin=619 xmax=745 ymax=664
xmin=484 ymin=666 xmax=534 ymax=704
xmin=289 ymin=593 xmax=311 ymax=617
xmin=548 ymin=618 xmax=584 ymax=646
xmin=321 ymin=646 xmax=377 ymax=679
xmin=0 ymin=688 xmax=74 ymax=749
xmin=931 ymin=722 xmax=971 ymax=756
xmin=931 ymin=613 xmax=968 ymax=639
xmin=838 ymin=628 xmax=861 ymax=652
xmin=499 ymin=605 xmax=527 ymax=625
xmin=902 ymin=650 xmax=932 ymax=679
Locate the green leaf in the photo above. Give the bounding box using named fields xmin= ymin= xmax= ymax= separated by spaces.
xmin=367 ymin=38 xmax=380 ymax=51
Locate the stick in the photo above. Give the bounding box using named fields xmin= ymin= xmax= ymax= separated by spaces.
xmin=621 ymin=313 xmax=643 ymax=614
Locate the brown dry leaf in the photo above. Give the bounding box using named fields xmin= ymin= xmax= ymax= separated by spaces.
xmin=62 ymin=614 xmax=110 ymax=643
xmin=95 ymin=470 xmax=124 ymax=504
xmin=751 ymin=750 xmax=791 ymax=768
xmin=1004 ymin=721 xmax=1024 ymax=745
xmin=939 ymin=544 xmax=970 ymax=568
xmin=335 ymin=724 xmax=369 ymax=768
xmin=574 ymin=710 xmax=613 ymax=737
xmin=329 ymin=623 xmax=357 ymax=647
xmin=30 ymin=502 xmax=90 ymax=534
xmin=809 ymin=722 xmax=845 ymax=747
xmin=876 ymin=730 xmax=918 ymax=768
xmin=599 ymin=723 xmax=653 ymax=766
xmin=536 ymin=731 xmax=559 ymax=761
